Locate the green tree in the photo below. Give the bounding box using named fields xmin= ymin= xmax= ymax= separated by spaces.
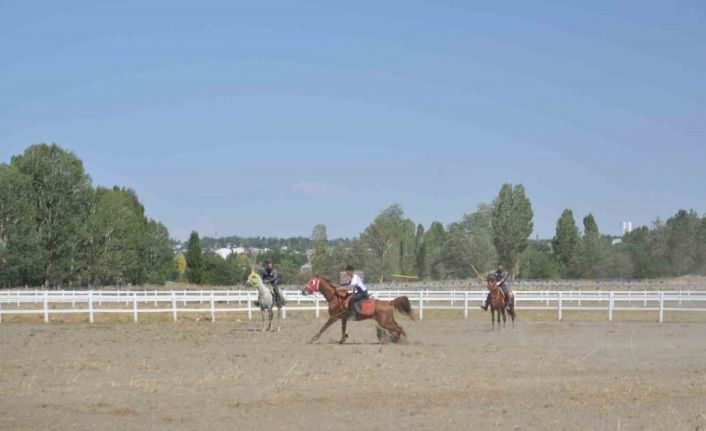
xmin=552 ymin=209 xmax=580 ymax=275
xmin=175 ymin=254 xmax=187 ymax=280
xmin=622 ymin=226 xmax=656 ymax=278
xmin=422 ymin=221 xmax=446 ymax=279
xmin=438 ymin=223 xmax=472 ymax=279
xmin=185 ymin=231 xmax=204 ymax=284
xmin=143 ymin=220 xmax=174 ymax=284
xmin=664 ymin=209 xmax=700 ymax=276
xmin=310 ymin=224 xmax=329 ymax=274
xmin=519 ymin=242 xmax=561 ymax=279
xmin=414 ymin=224 xmax=426 ymax=279
xmin=574 ymin=213 xmax=611 ymax=278
xmin=11 ymin=144 xmax=92 ymax=287
xmin=361 ymin=204 xmax=408 ymax=282
xmin=491 ymin=184 xmax=534 ymax=279
xmin=460 ymin=203 xmax=498 ymax=274
xmin=0 ymin=163 xmax=40 ymax=286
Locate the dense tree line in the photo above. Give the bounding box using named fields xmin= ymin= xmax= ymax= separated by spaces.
xmin=305 ymin=185 xmax=706 ymax=283
xmin=305 ymin=184 xmax=532 ymax=283
xmin=5 ymin=144 xmax=703 ymax=287
xmin=520 ymin=209 xmax=706 ymax=280
xmin=0 ymin=144 xmax=174 ymax=287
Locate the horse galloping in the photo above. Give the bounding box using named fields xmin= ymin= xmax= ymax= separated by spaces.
xmin=302 ymin=275 xmax=414 ymax=344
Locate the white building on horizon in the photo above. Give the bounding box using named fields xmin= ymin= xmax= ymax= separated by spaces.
xmin=622 ymin=221 xmax=633 ymax=235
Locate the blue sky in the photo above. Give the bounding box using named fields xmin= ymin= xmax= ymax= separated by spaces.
xmin=1 ymin=1 xmax=705 ymax=240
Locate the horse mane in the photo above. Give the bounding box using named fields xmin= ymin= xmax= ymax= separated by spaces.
xmin=318 ymin=275 xmax=335 ymax=287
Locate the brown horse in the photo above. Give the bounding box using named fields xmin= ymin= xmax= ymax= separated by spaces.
xmin=488 ymin=276 xmax=516 ymax=329
xmin=302 ymin=275 xmax=414 ymax=344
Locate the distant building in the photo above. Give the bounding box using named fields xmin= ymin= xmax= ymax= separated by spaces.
xmin=215 ymin=248 xmax=233 ymax=259
xmin=622 ymin=221 xmax=633 ymax=235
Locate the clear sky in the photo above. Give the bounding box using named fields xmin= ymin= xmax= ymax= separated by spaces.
xmin=1 ymin=1 xmax=705 ymax=241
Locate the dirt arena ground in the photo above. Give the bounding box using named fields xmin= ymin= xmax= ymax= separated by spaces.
xmin=1 ymin=313 xmax=705 ymax=431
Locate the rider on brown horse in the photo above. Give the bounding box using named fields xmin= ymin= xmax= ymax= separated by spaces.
xmin=480 ymin=264 xmax=510 ymax=311
xmin=341 ymin=265 xmax=369 ymax=315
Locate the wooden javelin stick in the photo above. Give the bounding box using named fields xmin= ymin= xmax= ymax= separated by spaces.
xmin=470 ymin=263 xmax=486 ymax=284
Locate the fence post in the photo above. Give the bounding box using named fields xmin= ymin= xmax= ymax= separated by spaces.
xmin=557 ymin=291 xmax=562 ymax=321
xmin=210 ymin=293 xmax=215 ymax=322
xmin=463 ymin=291 xmax=468 ymax=319
xmin=133 ymin=294 xmax=138 ymax=322
xmin=172 ymin=292 xmax=177 ymax=322
xmin=282 ymin=305 xmax=286 ymax=320
xmin=419 ymin=291 xmax=424 ymax=320
xmin=578 ymin=290 xmax=581 ymax=307
xmin=88 ymin=291 xmax=94 ymax=323
xmin=679 ymin=290 xmax=683 ymax=306
xmin=608 ymin=292 xmax=614 ymax=322
xmin=43 ymin=292 xmax=49 ymax=323
xmin=247 ymin=295 xmax=252 ymax=320
xmin=17 ymin=291 xmax=20 ymax=307
xmin=659 ymin=291 xmax=664 ymax=323
xmin=0 ymin=300 xmax=3 ymax=323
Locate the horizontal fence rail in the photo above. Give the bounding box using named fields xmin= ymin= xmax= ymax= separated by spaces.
xmin=1 ymin=289 xmax=706 ymax=324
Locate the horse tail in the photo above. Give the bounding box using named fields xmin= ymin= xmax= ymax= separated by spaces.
xmin=391 ymin=296 xmax=414 ymax=320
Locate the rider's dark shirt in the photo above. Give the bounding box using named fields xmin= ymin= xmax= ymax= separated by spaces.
xmin=261 ymin=268 xmax=279 ymax=286
xmin=492 ymin=270 xmax=507 ymax=287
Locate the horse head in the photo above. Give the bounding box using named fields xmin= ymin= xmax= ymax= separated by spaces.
xmin=486 ymin=274 xmax=498 ymax=290
xmin=302 ymin=275 xmax=320 ymax=295
xmin=247 ymin=271 xmax=262 ymax=288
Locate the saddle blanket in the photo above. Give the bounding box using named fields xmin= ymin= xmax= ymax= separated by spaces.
xmin=356 ymin=299 xmax=376 ymax=316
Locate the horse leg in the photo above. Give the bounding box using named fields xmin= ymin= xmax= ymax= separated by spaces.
xmin=491 ymin=308 xmax=495 ymax=330
xmin=339 ymin=318 xmax=349 ymax=344
xmin=260 ymin=309 xmax=267 ymax=332
xmin=509 ymin=303 xmax=515 ymax=328
xmin=274 ymin=306 xmax=281 ymax=332
xmin=267 ymin=308 xmax=274 ymax=332
xmin=502 ymin=308 xmax=506 ymax=328
xmin=377 ymin=310 xmax=403 ymax=343
xmin=309 ymin=316 xmax=339 ymax=344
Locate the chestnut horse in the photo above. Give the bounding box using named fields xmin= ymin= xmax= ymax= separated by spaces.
xmin=302 ymin=275 xmax=414 ymax=344
xmin=488 ymin=276 xmax=516 ymax=329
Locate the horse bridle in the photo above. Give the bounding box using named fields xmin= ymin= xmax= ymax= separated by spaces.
xmin=303 ymin=276 xmax=320 ymax=295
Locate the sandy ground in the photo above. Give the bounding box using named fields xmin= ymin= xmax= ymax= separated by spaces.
xmin=1 ymin=313 xmax=706 ymax=431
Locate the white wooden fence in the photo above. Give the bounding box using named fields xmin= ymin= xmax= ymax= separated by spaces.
xmin=1 ymin=289 xmax=705 ymax=324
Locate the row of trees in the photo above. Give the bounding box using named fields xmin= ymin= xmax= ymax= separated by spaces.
xmin=0 ymin=144 xmax=174 ymax=287
xmin=309 ymin=184 xmax=534 ymax=283
xmin=308 ymin=187 xmax=706 ymax=283
xmin=182 ymin=231 xmax=307 ymax=285
xmin=522 ymin=208 xmax=706 ymax=280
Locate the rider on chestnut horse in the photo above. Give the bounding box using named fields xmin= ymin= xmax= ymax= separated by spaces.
xmin=340 ymin=265 xmax=369 ymax=316
xmin=480 ymin=264 xmax=510 ymax=311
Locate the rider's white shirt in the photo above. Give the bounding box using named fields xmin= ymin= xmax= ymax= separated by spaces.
xmin=350 ymin=273 xmax=367 ymax=292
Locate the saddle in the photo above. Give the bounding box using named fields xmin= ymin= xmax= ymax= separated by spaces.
xmin=338 ymin=295 xmax=376 ymax=317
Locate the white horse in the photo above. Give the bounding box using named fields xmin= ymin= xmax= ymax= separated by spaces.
xmin=247 ymin=272 xmax=284 ymax=332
